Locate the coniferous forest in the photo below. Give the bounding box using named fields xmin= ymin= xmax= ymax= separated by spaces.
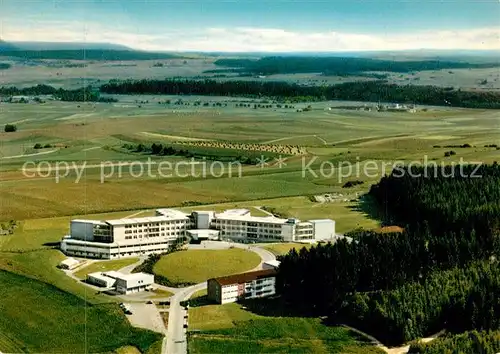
xmin=2 ymin=79 xmax=500 ymax=108
xmin=100 ymin=79 xmax=500 ymax=109
xmin=276 ymin=164 xmax=500 ymax=351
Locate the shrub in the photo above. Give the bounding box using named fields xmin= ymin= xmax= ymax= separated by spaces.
xmin=4 ymin=124 xmax=17 ymax=132
xmin=343 ymin=180 xmax=364 ymax=188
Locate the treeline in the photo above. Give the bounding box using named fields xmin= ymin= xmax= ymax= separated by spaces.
xmin=277 ymin=224 xmax=498 ymax=317
xmin=277 ymin=164 xmax=500 ymax=346
xmin=214 ymin=56 xmax=499 ymax=75
xmin=339 ymin=262 xmax=500 ymax=345
xmin=408 ymin=330 xmax=500 ymax=354
xmin=0 ymin=84 xmax=117 ymax=102
xmin=122 ymin=142 xmax=261 ymax=165
xmin=100 ymin=79 xmax=500 ymax=109
xmin=0 ymin=49 xmax=180 ymax=61
xmin=369 ymin=164 xmax=500 ymax=237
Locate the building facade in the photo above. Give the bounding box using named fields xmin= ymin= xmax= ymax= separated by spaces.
xmin=207 ymin=269 xmax=277 ymax=304
xmin=61 ymin=208 xmax=335 ymax=259
xmin=86 ymin=271 xmax=154 ymax=294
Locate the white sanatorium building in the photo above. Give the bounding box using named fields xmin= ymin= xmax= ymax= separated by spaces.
xmin=60 ymin=208 xmax=335 ymax=259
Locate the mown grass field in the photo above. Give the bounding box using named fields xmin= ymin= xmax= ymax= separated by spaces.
xmin=260 ymin=242 xmax=313 ymax=256
xmin=153 ymin=249 xmax=261 ymax=285
xmin=73 ymin=257 xmax=140 ymax=279
xmin=0 ymin=270 xmax=162 ymax=354
xmin=188 ymin=302 xmax=384 ymax=354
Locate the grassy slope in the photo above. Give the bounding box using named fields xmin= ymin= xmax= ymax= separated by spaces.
xmin=188 ymin=303 xmax=383 ymax=354
xmin=153 ymin=249 xmax=261 ymax=285
xmin=0 ymin=270 xmax=162 ymax=354
xmin=74 ymin=257 xmax=140 ymax=279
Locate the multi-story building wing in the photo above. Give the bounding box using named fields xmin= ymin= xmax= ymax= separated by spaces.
xmin=207 ymin=269 xmax=277 ymax=304
xmin=60 ymin=208 xmax=335 ymax=259
xmin=61 ymin=211 xmax=192 ymax=259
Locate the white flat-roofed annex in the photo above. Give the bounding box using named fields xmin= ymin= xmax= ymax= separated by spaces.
xmin=115 ymin=272 xmax=152 ymax=282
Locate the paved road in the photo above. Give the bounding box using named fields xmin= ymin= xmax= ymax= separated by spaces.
xmin=126 ymin=302 xmax=167 ymax=334
xmin=119 ymin=256 xmax=146 ymax=274
xmin=164 ymin=282 xmax=207 ymax=354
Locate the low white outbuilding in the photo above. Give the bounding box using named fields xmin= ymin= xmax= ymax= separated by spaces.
xmin=58 ymin=257 xmax=81 ymax=270
xmin=87 ymin=272 xmax=117 ymax=288
xmin=86 ymin=271 xmax=154 ymax=294
xmin=114 ymin=273 xmax=155 ymax=294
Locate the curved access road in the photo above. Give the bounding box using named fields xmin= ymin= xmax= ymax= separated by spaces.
xmin=163 ymin=241 xmax=277 ymax=354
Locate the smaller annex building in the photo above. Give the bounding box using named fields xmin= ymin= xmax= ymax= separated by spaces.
xmin=86 ymin=271 xmax=154 ymax=294
xmin=57 ymin=257 xmax=81 ymax=270
xmin=207 ymin=269 xmax=277 ymax=304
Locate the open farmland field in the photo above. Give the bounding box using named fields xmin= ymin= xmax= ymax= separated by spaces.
xmin=152 ymin=249 xmax=261 ymax=285
xmin=0 ymin=98 xmax=498 ymax=222
xmin=0 ymin=270 xmax=162 ymax=354
xmin=1 ymin=57 xmax=499 ymax=91
xmin=0 ymin=58 xmax=218 ymax=89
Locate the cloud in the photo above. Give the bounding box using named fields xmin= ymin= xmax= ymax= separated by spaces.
xmin=2 ymin=20 xmax=499 ymax=52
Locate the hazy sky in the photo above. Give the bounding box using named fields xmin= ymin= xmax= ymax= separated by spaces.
xmin=1 ymin=0 xmax=499 ymax=51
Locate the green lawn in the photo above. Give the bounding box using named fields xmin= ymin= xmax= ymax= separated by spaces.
xmin=74 ymin=257 xmax=140 ymax=279
xmin=190 ymin=288 xmax=208 ymax=299
xmin=189 ymin=302 xmax=260 ymax=331
xmin=149 ymin=288 xmax=174 ymax=299
xmin=260 ymin=243 xmax=313 ymax=256
xmin=0 ymin=270 xmax=162 ymax=353
xmin=153 ymin=249 xmax=261 ymax=285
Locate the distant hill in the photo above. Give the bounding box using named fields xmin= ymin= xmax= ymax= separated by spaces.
xmin=8 ymin=41 xmax=132 ymax=51
xmin=0 ymin=49 xmax=182 ymax=61
xmin=214 ymin=56 xmax=500 ymax=75
xmin=0 ymin=40 xmax=17 ymax=51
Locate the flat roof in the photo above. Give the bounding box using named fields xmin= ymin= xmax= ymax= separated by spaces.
xmin=155 ymin=209 xmax=190 ymax=218
xmin=309 ymin=219 xmax=335 ymax=223
xmin=60 ymin=258 xmax=80 ymax=266
xmin=102 ymin=271 xmax=123 ymax=279
xmin=71 ymin=219 xmax=108 ymax=226
xmin=220 ymin=209 xmax=250 ymax=215
xmin=117 ymin=272 xmax=154 ymax=282
xmin=214 ymin=214 xmax=289 ymax=224
xmin=210 ymin=269 xmax=277 ymax=286
xmin=105 ymin=215 xmax=188 ymax=226
xmin=87 ymin=272 xmax=116 ymax=283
